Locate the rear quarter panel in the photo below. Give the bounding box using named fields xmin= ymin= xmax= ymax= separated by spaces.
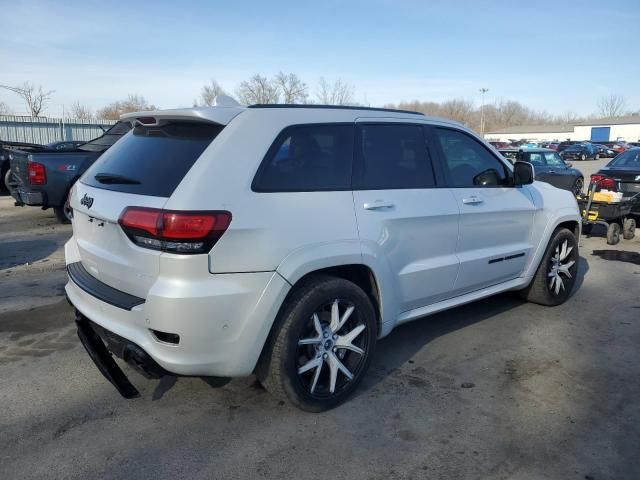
xmin=163 ymin=109 xmax=364 ymax=274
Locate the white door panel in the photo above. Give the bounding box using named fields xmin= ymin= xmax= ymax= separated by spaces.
xmin=451 ymin=187 xmax=535 ymax=293
xmin=354 ymin=188 xmax=460 ymax=312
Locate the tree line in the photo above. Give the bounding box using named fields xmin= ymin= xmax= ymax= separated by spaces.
xmin=0 ymin=78 xmax=636 ymax=134
xmin=384 ymin=94 xmax=635 ymax=133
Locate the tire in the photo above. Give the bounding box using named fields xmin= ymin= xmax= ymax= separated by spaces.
xmin=257 ymin=275 xmax=377 ymax=412
xmin=519 ymin=228 xmax=579 ymax=306
xmin=580 ymin=153 xmax=586 ymax=161
xmin=2 ymin=167 xmax=11 ymax=194
xmin=606 ymin=223 xmax=621 ymax=245
xmin=623 ymin=218 xmax=636 ymax=240
xmin=53 ymin=205 xmax=72 ymax=224
xmin=572 ymin=177 xmax=584 ymax=197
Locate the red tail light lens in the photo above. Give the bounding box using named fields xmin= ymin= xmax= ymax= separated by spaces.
xmin=118 ymin=207 xmax=231 ymax=254
xmin=120 ymin=208 xmax=161 ymax=237
xmin=590 ymin=174 xmax=616 ymax=190
xmin=601 ymin=178 xmax=616 ymax=189
xmin=28 ymin=161 xmax=47 ymax=185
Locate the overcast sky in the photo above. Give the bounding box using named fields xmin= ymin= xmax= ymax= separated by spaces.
xmin=1 ymin=0 xmax=639 ymax=117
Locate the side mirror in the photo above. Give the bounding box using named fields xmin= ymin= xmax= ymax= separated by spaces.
xmin=513 ymin=161 xmax=534 ymax=186
xmin=473 ymin=168 xmax=502 ymax=186
xmin=566 ymin=162 xmax=573 ymax=168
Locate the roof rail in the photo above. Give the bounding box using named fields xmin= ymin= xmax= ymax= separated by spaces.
xmin=247 ymin=104 xmax=425 ymax=115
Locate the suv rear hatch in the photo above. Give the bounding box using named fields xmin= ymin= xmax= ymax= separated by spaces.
xmin=71 ymin=109 xmax=240 ymax=299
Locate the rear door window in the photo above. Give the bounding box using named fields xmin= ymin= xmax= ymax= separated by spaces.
xmin=353 ymin=123 xmax=435 ymax=190
xmin=252 ymin=124 xmax=353 ymax=192
xmin=81 ymin=122 xmax=223 ymax=197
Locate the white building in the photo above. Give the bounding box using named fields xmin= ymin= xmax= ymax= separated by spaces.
xmin=486 ymin=115 xmax=640 ymax=143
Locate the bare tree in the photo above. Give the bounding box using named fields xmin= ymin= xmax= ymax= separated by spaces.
xmin=385 ymin=100 xmax=441 ymax=116
xmin=556 ymin=110 xmax=579 ymax=124
xmin=198 ymin=80 xmax=228 ymax=106
xmin=315 ymin=77 xmax=355 ymax=105
xmin=0 ymin=82 xmax=54 ymax=116
xmin=597 ymin=94 xmax=626 ymax=118
xmin=97 ymin=94 xmax=157 ymax=120
xmin=0 ymin=101 xmax=11 ymax=115
xmin=236 ymin=74 xmax=279 ymax=104
xmin=274 ymin=72 xmax=308 ymax=104
xmin=70 ymin=101 xmax=93 ymax=120
xmin=439 ymin=99 xmax=475 ymax=125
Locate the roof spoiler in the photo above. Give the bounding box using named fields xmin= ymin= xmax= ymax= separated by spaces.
xmin=120 ymin=96 xmax=244 ymax=127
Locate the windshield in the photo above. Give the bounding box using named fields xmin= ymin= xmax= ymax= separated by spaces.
xmin=81 ymin=121 xmax=223 ymax=197
xmin=608 ymin=149 xmax=640 ymax=168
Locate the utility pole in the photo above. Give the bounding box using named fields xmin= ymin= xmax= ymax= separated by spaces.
xmin=479 ymin=88 xmax=489 ymax=136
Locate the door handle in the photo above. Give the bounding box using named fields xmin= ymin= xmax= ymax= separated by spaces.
xmin=364 ymin=201 xmax=394 ymax=210
xmin=462 ymin=195 xmax=483 ymax=205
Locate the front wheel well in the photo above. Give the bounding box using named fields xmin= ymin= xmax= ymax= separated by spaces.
xmin=556 ymin=220 xmax=580 ymax=238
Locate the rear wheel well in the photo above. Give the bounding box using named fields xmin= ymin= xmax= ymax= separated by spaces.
xmin=255 ymin=264 xmax=382 ymax=378
xmin=293 ymin=265 xmax=381 ymax=332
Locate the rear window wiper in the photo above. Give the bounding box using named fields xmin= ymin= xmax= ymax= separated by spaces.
xmin=94 ymin=173 xmax=141 ymax=184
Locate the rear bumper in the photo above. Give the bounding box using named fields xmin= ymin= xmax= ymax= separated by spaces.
xmin=11 ymin=187 xmax=45 ymax=206
xmin=65 ymin=237 xmax=291 ymax=378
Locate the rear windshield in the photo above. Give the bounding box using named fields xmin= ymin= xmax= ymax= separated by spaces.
xmin=81 ymin=122 xmax=223 ymax=197
xmin=79 ymin=122 xmax=131 ymax=152
xmin=608 ymin=149 xmax=640 ymax=167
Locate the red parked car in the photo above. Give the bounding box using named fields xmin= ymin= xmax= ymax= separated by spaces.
xmin=488 ymin=141 xmax=512 ymax=149
xmin=601 ymin=142 xmax=630 ymax=154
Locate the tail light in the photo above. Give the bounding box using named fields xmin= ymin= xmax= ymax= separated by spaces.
xmin=118 ymin=207 xmax=231 ymax=254
xmin=590 ymin=174 xmax=616 ymax=190
xmin=28 ymin=161 xmax=47 ymax=185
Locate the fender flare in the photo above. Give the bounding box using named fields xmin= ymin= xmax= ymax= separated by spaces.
xmin=275 ymin=240 xmax=363 ymax=286
xmin=275 ymin=240 xmax=394 ymax=336
xmin=523 ymin=209 xmax=581 ymax=279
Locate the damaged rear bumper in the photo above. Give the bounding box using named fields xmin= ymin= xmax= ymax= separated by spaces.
xmin=75 ymin=313 xmax=170 ymax=399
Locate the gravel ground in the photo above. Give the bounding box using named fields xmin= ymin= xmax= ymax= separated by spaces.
xmin=1 ymin=175 xmax=639 ymax=480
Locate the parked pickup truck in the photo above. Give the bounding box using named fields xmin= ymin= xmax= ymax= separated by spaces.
xmin=1 ymin=141 xmax=48 ymax=193
xmin=8 ymin=122 xmax=130 ymax=222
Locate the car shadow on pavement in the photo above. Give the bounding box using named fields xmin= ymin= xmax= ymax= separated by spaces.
xmin=356 ymin=255 xmax=590 ymax=396
xmin=0 ymin=239 xmax=60 ymax=269
xmin=570 ymin=256 xmax=590 ymax=296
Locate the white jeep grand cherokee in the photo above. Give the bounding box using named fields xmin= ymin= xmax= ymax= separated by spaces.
xmin=65 ymin=98 xmax=581 ymax=411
